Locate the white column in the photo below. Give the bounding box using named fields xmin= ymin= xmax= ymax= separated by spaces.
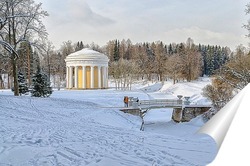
xmin=82 ymin=66 xmax=86 ymax=89
xmin=102 ymin=67 xmax=105 ymax=88
xmin=98 ymin=66 xmax=101 ymax=88
xmin=69 ymin=66 xmax=73 ymax=88
xmin=106 ymin=66 xmax=108 ymax=88
xmin=74 ymin=66 xmax=78 ymax=88
xmin=66 ymin=66 xmax=69 ymax=88
xmin=90 ymin=66 xmax=94 ymax=88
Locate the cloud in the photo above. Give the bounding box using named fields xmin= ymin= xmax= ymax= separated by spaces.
xmin=38 ymin=0 xmax=249 ymax=50
xmin=68 ymin=0 xmax=115 ymax=26
xmin=45 ymin=0 xmax=114 ymax=27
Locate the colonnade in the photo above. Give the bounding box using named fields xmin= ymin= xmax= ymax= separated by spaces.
xmin=66 ymin=65 xmax=108 ymax=89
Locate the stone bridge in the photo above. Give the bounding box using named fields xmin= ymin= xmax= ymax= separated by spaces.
xmin=120 ymin=96 xmax=212 ymax=128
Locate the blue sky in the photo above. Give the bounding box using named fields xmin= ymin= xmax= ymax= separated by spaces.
xmin=37 ymin=0 xmax=249 ymax=50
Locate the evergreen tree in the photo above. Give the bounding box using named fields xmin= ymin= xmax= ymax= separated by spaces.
xmin=113 ymin=40 xmax=120 ymax=61
xmin=168 ymin=43 xmax=174 ymax=55
xmin=75 ymin=42 xmax=80 ymax=51
xmin=80 ymin=41 xmax=84 ymax=49
xmin=75 ymin=41 xmax=84 ymax=51
xmin=17 ymin=41 xmax=37 ymax=86
xmin=31 ymin=68 xmax=52 ymax=97
xmin=17 ymin=71 xmax=29 ymax=95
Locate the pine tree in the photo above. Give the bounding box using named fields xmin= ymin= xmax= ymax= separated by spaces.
xmin=113 ymin=40 xmax=120 ymax=61
xmin=75 ymin=42 xmax=80 ymax=51
xmin=17 ymin=41 xmax=37 ymax=86
xmin=31 ymin=68 xmax=52 ymax=97
xmin=17 ymin=71 xmax=29 ymax=95
xmin=80 ymin=41 xmax=84 ymax=49
xmin=168 ymin=43 xmax=174 ymax=55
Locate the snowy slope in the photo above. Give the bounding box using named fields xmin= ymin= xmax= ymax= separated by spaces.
xmin=0 ymin=79 xmax=216 ymax=166
xmin=160 ymin=77 xmax=211 ymax=105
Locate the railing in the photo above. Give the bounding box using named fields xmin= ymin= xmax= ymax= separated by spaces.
xmin=138 ymin=99 xmax=183 ymax=109
xmin=139 ymin=99 xmax=182 ymax=105
xmin=126 ymin=96 xmax=190 ymax=109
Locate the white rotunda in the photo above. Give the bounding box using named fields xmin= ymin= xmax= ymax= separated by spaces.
xmin=65 ymin=48 xmax=109 ymax=89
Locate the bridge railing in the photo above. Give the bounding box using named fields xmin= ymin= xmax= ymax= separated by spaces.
xmin=139 ymin=99 xmax=181 ymax=105
xmin=126 ymin=96 xmax=190 ymax=109
xmin=138 ymin=99 xmax=183 ymax=108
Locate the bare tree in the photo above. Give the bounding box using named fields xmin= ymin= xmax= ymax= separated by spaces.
xmin=244 ymin=2 xmax=250 ymax=38
xmin=110 ymin=59 xmax=140 ymax=90
xmin=40 ymin=41 xmax=54 ymax=81
xmin=132 ymin=43 xmax=148 ymax=79
xmin=59 ymin=41 xmax=74 ymax=83
xmin=184 ymin=46 xmax=202 ymax=82
xmin=105 ymin=40 xmax=116 ymax=62
xmin=202 ymin=77 xmax=234 ymax=120
xmin=0 ymin=0 xmax=48 ymax=96
xmin=202 ymin=45 xmax=250 ymax=119
xmin=165 ymin=54 xmax=183 ymax=84
xmin=153 ymin=41 xmax=167 ymax=81
xmin=217 ymin=45 xmax=250 ymax=90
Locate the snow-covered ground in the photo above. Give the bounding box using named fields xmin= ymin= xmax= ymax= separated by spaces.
xmin=0 ymin=78 xmax=217 ymax=166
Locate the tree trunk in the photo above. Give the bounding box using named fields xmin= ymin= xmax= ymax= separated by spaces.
xmin=0 ymin=75 xmax=3 ymax=89
xmin=7 ymin=74 xmax=10 ymax=89
xmin=12 ymin=56 xmax=19 ymax=96
xmin=27 ymin=45 xmax=31 ymax=86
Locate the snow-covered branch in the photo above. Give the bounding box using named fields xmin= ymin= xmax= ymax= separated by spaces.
xmin=0 ymin=40 xmax=18 ymax=58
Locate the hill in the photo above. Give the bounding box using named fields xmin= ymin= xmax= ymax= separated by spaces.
xmin=0 ymin=78 xmax=216 ymax=166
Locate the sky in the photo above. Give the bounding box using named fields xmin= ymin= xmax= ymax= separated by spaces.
xmin=36 ymin=0 xmax=249 ymax=50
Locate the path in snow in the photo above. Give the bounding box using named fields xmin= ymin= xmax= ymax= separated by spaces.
xmin=0 ymin=88 xmax=216 ymax=166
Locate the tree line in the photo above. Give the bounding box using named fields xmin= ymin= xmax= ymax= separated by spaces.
xmin=105 ymin=38 xmax=230 ymax=89
xmin=31 ymin=38 xmax=231 ymax=90
xmin=202 ymin=45 xmax=250 ymax=119
xmin=202 ymin=3 xmax=250 ymax=119
xmin=0 ymin=0 xmax=249 ymax=101
xmin=0 ymin=35 xmax=232 ymax=91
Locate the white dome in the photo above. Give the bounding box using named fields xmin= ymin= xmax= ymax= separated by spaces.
xmin=65 ymin=48 xmax=109 ymax=63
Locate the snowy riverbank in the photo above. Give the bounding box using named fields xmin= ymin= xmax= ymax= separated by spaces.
xmin=0 ymin=78 xmax=217 ymax=166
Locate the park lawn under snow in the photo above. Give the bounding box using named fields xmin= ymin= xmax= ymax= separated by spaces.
xmin=0 ymin=78 xmax=217 ymax=166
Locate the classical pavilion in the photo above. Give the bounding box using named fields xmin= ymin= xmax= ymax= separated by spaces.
xmin=65 ymin=48 xmax=109 ymax=89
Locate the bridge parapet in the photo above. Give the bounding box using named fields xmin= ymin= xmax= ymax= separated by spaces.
xmin=126 ymin=96 xmax=211 ymax=109
xmin=121 ymin=96 xmax=212 ymax=129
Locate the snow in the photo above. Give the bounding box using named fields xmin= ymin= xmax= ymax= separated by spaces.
xmin=0 ymin=78 xmax=217 ymax=166
xmin=67 ymin=48 xmax=108 ymax=60
xmin=160 ymin=77 xmax=212 ymax=104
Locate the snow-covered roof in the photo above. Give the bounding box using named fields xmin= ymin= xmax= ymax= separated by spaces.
xmin=65 ymin=48 xmax=109 ymax=63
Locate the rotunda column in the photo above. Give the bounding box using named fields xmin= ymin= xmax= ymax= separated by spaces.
xmin=66 ymin=66 xmax=69 ymax=88
xmin=106 ymin=66 xmax=108 ymax=88
xmin=82 ymin=65 xmax=86 ymax=89
xmin=90 ymin=66 xmax=94 ymax=89
xmin=103 ymin=67 xmax=107 ymax=88
xmin=69 ymin=66 xmax=73 ymax=88
xmin=98 ymin=66 xmax=101 ymax=88
xmin=74 ymin=66 xmax=78 ymax=88
xmin=102 ymin=66 xmax=105 ymax=88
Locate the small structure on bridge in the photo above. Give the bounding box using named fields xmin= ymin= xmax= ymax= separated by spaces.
xmin=120 ymin=96 xmax=211 ymax=125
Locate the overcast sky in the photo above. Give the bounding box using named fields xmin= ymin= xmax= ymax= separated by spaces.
xmin=37 ymin=0 xmax=249 ymax=50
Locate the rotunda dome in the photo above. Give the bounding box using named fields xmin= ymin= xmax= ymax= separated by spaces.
xmin=65 ymin=48 xmax=109 ymax=63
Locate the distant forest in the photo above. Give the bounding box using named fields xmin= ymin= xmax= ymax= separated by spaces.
xmin=0 ymin=37 xmax=235 ymax=89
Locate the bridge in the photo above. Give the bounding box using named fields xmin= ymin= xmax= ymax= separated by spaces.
xmin=120 ymin=96 xmax=212 ymax=130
